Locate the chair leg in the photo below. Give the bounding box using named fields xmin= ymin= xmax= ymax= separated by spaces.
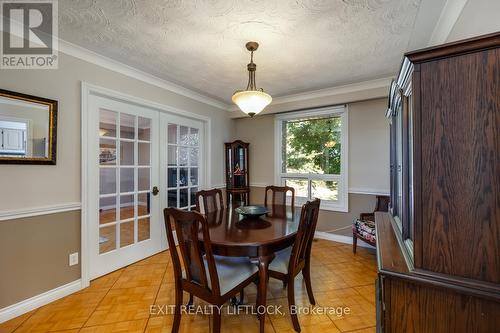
xmin=239 ymin=289 xmax=245 ymax=304
xmin=212 ymin=306 xmax=221 ymax=333
xmin=287 ymin=278 xmax=301 ymax=332
xmin=353 ymin=234 xmax=357 ymax=254
xmin=303 ymin=261 xmax=316 ymax=305
xmin=187 ymin=293 xmax=194 ymax=308
xmin=283 ymin=280 xmax=287 ymax=289
xmin=172 ymin=285 xmax=182 ymax=333
xmin=255 ymin=280 xmax=260 ymax=307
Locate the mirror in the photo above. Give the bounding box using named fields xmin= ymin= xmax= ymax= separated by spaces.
xmin=0 ymin=89 xmax=57 ymax=164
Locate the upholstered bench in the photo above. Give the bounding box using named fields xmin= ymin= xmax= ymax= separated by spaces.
xmin=352 ymin=219 xmax=376 ymax=252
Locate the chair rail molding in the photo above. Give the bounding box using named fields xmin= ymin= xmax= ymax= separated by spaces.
xmin=348 ymin=187 xmax=390 ymax=196
xmin=0 ymin=202 xmax=81 ymax=222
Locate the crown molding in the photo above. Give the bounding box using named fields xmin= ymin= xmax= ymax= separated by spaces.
xmin=58 ymin=39 xmax=231 ymax=111
xmin=52 ymin=0 xmax=458 ymax=113
xmin=59 ymin=38 xmax=392 ymax=113
xmin=428 ymin=0 xmax=468 ymax=46
xmin=229 ymin=77 xmax=392 ymax=112
xmin=273 ymin=77 xmax=392 ymax=105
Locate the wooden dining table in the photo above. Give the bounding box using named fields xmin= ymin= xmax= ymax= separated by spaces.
xmin=202 ymin=205 xmax=300 ymax=333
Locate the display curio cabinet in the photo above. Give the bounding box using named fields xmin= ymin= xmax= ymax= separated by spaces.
xmin=224 ymin=140 xmax=249 ymax=206
xmin=375 ymin=32 xmax=500 ymax=333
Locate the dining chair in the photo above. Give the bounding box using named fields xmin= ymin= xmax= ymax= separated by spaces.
xmin=268 ymin=198 xmax=321 ymax=332
xmin=264 ymin=185 xmax=295 ymax=216
xmin=164 ymin=207 xmax=259 ymax=333
xmin=353 ymin=195 xmax=389 ymax=253
xmin=195 ymin=188 xmax=224 ymax=214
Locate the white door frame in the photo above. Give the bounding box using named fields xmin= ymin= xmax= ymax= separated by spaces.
xmin=81 ymin=82 xmax=211 ymax=287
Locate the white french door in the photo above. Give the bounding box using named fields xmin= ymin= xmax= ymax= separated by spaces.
xmin=88 ymin=95 xmax=161 ymax=279
xmin=85 ymin=90 xmax=208 ymax=280
xmin=160 ymin=114 xmax=204 ymax=212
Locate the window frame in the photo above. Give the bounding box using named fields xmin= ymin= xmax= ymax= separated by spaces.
xmin=274 ymin=105 xmax=349 ymax=212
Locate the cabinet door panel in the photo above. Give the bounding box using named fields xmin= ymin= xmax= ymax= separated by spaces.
xmin=419 ymin=49 xmax=500 ymax=283
xmin=2 ymin=128 xmax=25 ymax=151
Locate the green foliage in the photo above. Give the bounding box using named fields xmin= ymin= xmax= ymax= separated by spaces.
xmin=284 ymin=117 xmax=341 ymax=174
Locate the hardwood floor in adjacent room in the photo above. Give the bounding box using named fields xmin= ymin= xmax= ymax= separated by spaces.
xmin=0 ymin=240 xmax=377 ymax=333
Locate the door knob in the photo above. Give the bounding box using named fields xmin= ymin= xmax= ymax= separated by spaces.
xmin=152 ymin=186 xmax=159 ymax=196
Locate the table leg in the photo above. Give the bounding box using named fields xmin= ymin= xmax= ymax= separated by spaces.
xmin=257 ymin=254 xmax=274 ymax=333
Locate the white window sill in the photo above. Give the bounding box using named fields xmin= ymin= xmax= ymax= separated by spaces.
xmin=290 ymin=199 xmax=348 ymax=213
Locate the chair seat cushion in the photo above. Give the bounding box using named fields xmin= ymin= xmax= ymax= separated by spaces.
xmin=353 ymin=219 xmax=376 ymax=243
xmin=269 ymin=246 xmax=292 ymax=274
xmin=204 ymin=255 xmax=258 ymax=296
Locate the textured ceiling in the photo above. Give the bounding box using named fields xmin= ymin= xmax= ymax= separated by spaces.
xmin=59 ymin=0 xmax=422 ymax=104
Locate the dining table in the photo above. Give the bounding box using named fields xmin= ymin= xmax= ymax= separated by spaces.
xmin=202 ymin=204 xmax=300 ymax=333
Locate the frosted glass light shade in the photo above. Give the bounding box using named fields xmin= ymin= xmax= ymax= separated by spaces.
xmin=232 ymin=90 xmax=272 ymax=117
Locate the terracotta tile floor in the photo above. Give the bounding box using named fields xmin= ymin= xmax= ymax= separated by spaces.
xmin=0 ymin=240 xmax=377 ymax=333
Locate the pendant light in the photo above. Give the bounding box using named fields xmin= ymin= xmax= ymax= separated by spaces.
xmin=232 ymin=41 xmax=272 ymax=117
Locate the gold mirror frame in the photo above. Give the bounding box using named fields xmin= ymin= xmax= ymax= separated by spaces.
xmin=0 ymin=89 xmax=57 ymax=165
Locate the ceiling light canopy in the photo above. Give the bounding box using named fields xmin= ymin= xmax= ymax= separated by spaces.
xmin=232 ymin=42 xmax=272 ymax=117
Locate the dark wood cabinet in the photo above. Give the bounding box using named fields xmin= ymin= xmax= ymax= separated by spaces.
xmin=224 ymin=140 xmax=250 ymax=205
xmin=377 ymin=32 xmax=500 ymax=333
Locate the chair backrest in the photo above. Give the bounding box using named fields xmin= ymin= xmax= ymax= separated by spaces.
xmin=163 ymin=207 xmax=221 ymax=295
xmin=264 ymin=186 xmax=295 ymax=216
xmin=288 ymin=199 xmax=321 ymax=274
xmin=195 ymin=189 xmax=224 ymax=214
xmin=374 ymin=195 xmax=390 ymax=212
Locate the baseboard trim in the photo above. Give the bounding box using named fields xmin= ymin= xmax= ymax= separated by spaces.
xmin=0 ymin=279 xmax=82 ymax=323
xmin=314 ymin=231 xmax=376 ymax=249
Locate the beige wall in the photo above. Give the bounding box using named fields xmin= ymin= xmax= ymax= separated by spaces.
xmin=447 ymin=0 xmax=500 ymax=42
xmin=233 ymin=113 xmax=276 ymax=185
xmin=0 ymin=51 xmax=233 ymax=309
xmin=233 ymin=98 xmax=390 ymax=192
xmin=233 ymin=98 xmax=389 ymax=233
xmin=0 ymin=51 xmax=233 ymax=211
xmin=348 ymin=98 xmax=390 ymax=192
xmin=230 ymin=86 xmax=389 ymax=117
xmin=0 ymin=211 xmax=81 ymax=308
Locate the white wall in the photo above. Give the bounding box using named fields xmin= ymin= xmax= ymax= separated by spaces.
xmin=348 ymin=98 xmax=390 ymax=194
xmin=447 ymin=0 xmax=500 ymax=42
xmin=0 ymin=51 xmax=233 ymax=211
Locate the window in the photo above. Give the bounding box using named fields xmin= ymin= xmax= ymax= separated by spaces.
xmin=275 ymin=106 xmax=348 ymax=211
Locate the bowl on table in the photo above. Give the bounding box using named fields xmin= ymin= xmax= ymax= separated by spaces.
xmin=234 ymin=205 xmax=268 ymax=218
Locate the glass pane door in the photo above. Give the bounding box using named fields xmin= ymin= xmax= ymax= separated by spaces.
xmin=166 ymin=123 xmax=200 ymax=210
xmin=160 ymin=113 xmax=204 ymax=214
xmin=88 ymin=94 xmax=161 ymax=280
xmin=98 ymin=110 xmax=153 ymax=253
